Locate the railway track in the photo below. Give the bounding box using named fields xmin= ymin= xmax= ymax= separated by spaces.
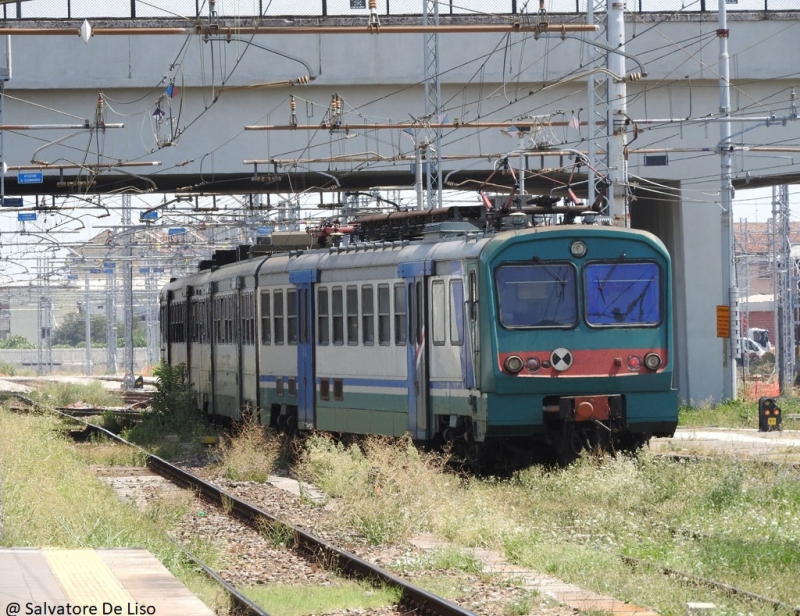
xmin=60 ymin=412 xmax=478 ymax=616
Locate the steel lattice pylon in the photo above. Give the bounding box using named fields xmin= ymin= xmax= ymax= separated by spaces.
xmin=586 ymin=0 xmax=609 ymax=211
xmin=423 ymin=0 xmax=442 ymax=210
xmin=772 ymin=185 xmax=795 ymax=393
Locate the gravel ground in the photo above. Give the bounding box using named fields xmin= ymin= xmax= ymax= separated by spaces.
xmin=97 ymin=453 xmax=574 ymax=616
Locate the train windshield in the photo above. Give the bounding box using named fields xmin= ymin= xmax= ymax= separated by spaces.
xmin=496 ymin=263 xmax=577 ymax=328
xmin=584 ymin=261 xmax=661 ymax=326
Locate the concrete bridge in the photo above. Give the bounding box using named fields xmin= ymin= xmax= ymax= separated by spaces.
xmin=0 ymin=6 xmax=799 ymax=403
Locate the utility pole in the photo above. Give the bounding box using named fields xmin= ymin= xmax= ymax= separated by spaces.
xmin=718 ymin=0 xmax=739 ymax=400
xmin=586 ymin=1 xmax=607 ymax=211
xmin=84 ymin=266 xmax=92 ymax=375
xmin=121 ymin=193 xmax=135 ymax=390
xmin=606 ymin=0 xmax=628 ymax=227
xmin=105 ymin=265 xmax=117 ymax=375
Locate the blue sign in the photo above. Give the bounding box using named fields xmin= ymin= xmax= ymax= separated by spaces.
xmin=152 ymin=267 xmax=165 ymax=273
xmin=140 ymin=210 xmax=159 ymax=222
xmin=103 ymin=268 xmax=115 ymax=274
xmin=17 ymin=212 xmax=36 ymax=221
xmin=89 ymin=268 xmax=101 ymax=274
xmin=2 ymin=198 xmax=23 ymax=207
xmin=103 ymin=261 xmax=115 ymax=269
xmin=67 ymin=275 xmax=79 ymax=280
xmin=168 ymin=227 xmax=186 ymax=236
xmin=139 ymin=267 xmax=150 ymax=274
xmin=18 ymin=172 xmax=43 ymax=184
xmin=257 ymin=226 xmax=274 ymax=235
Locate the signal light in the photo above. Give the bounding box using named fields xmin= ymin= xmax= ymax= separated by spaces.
xmin=627 ymin=355 xmax=642 ymax=371
xmin=525 ymin=357 xmax=541 ymax=372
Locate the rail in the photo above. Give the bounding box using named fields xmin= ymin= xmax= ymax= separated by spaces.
xmin=1 ymin=0 xmax=795 ymax=21
xmin=62 ymin=412 xmax=478 ymax=616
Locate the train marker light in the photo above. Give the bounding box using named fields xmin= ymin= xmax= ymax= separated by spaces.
xmin=570 ymin=240 xmax=587 ymax=258
xmin=525 ymin=357 xmax=541 ymax=372
xmin=758 ymin=397 xmax=782 ymax=432
xmin=504 ymin=355 xmax=524 ymax=374
xmin=644 ymin=352 xmax=662 ymax=370
xmin=626 ymin=355 xmax=642 ymax=371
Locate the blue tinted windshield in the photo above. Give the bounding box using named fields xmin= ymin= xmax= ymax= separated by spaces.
xmin=496 ymin=264 xmax=577 ymax=327
xmin=585 ymin=262 xmax=661 ymax=326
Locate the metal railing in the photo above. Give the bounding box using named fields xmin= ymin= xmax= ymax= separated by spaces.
xmin=0 ymin=0 xmax=795 ymax=21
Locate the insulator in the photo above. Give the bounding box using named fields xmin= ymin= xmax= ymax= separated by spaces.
xmin=295 ymin=75 xmax=309 ymax=85
xmin=290 ymin=96 xmax=296 ymax=111
xmin=626 ymin=71 xmax=643 ymax=82
xmin=368 ymin=0 xmax=380 ymax=31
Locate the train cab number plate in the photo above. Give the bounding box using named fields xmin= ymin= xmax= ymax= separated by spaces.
xmin=768 ymin=418 xmax=777 ymax=426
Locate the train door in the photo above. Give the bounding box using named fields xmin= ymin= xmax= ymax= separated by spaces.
xmin=400 ymin=261 xmax=434 ymax=440
xmin=239 ymin=285 xmax=258 ymax=417
xmin=291 ymin=270 xmax=318 ymax=430
xmin=465 ymin=261 xmax=481 ymax=386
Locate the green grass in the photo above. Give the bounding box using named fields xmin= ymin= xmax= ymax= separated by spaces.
xmin=27 ymin=381 xmax=123 ymax=408
xmin=241 ymin=581 xmax=400 ymax=616
xmin=679 ymin=394 xmax=800 ymax=429
xmin=0 ymin=409 xmax=229 ymax=614
xmin=298 ymin=433 xmax=800 ymax=616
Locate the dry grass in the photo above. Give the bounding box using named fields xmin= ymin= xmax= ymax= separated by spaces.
xmin=217 ymin=419 xmax=286 ymax=483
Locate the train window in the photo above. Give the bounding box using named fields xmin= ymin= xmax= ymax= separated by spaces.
xmin=377 ymin=284 xmax=390 ymax=346
xmin=320 ymin=378 xmax=330 ymax=401
xmin=584 ymin=261 xmax=661 ymax=326
xmin=432 ymin=280 xmax=445 ymax=346
xmin=346 ymin=286 xmax=359 ymax=345
xmin=394 ymin=283 xmax=406 ymax=345
xmin=288 ymin=377 xmax=297 ymax=397
xmin=469 ymin=271 xmax=477 ymax=322
xmin=276 ymin=377 xmax=284 ymax=397
xmin=415 ymin=282 xmax=423 ymax=345
xmin=496 ymin=264 xmax=578 ymax=328
xmin=274 ymin=290 xmax=285 ymax=345
xmin=240 ymin=294 xmax=248 ymax=346
xmin=318 ymin=287 xmax=330 ymax=346
xmin=449 ymin=280 xmax=464 ymax=345
xmin=333 ymin=378 xmax=343 ymax=401
xmin=332 ymin=287 xmax=344 ymax=345
xmin=287 ymin=289 xmax=297 ymax=345
xmin=260 ymin=291 xmax=271 ymax=345
xmin=362 ymin=285 xmax=374 ymax=346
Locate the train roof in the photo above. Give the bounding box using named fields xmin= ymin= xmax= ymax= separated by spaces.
xmin=162 ymin=224 xmax=670 ymax=293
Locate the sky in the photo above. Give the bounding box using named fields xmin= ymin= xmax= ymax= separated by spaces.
xmin=733 ymin=186 xmax=800 ymax=224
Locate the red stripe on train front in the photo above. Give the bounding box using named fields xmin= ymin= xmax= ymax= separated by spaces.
xmin=498 ymin=348 xmax=668 ymax=377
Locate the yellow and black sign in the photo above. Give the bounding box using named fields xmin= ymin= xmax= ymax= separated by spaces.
xmin=716 ymin=305 xmax=730 ymax=338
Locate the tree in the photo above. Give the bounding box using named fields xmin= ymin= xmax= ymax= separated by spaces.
xmin=52 ymin=312 xmax=107 ymax=347
xmin=0 ymin=335 xmax=35 ymax=349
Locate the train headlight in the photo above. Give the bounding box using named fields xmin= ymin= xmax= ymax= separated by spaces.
xmin=644 ymin=352 xmax=662 ymax=370
xmin=504 ymin=355 xmax=524 ymax=374
xmin=570 ymin=240 xmax=588 ymax=258
xmin=525 ymin=357 xmax=541 ymax=372
xmin=627 ymin=355 xmax=642 ymax=371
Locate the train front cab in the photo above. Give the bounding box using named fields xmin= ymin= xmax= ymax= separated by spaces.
xmin=480 ymin=227 xmax=679 ymax=461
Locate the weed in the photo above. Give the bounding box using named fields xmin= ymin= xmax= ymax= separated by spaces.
xmin=29 ymin=381 xmax=122 ymax=409
xmin=259 ymin=520 xmax=295 ymax=548
xmin=218 ymin=418 xmax=284 ymax=483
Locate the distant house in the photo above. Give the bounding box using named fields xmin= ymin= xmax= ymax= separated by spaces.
xmin=733 ymin=221 xmax=800 ymax=337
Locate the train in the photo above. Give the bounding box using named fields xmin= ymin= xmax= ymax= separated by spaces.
xmin=160 ymin=205 xmax=678 ymax=465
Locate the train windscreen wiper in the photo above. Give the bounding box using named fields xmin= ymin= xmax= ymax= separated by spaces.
xmin=533 ymin=256 xmax=566 ymax=287
xmin=597 ymin=252 xmax=626 ymax=299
